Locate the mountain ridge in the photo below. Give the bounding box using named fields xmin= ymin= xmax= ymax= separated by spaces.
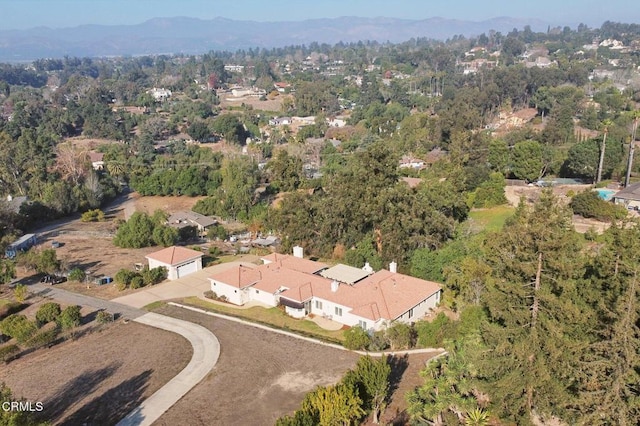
xmin=0 ymin=16 xmax=551 ymax=61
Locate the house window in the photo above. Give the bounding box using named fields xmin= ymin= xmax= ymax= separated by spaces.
xmin=358 ymin=320 xmax=367 ymax=329
xmin=315 ymin=300 xmax=322 ymax=310
xmin=335 ymin=307 xmax=343 ymax=316
xmin=255 ymin=289 xmax=259 ymax=294
xmin=213 ymin=282 xmax=217 ymax=286
xmin=408 ymin=308 xmax=414 ymax=319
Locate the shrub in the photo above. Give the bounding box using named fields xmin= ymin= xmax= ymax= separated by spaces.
xmin=204 ymin=290 xmax=216 ymax=299
xmin=115 ymin=281 xmax=127 ymax=291
xmin=35 ymin=302 xmax=61 ymax=326
xmin=67 ymin=268 xmax=86 ymax=282
xmin=0 ymin=314 xmax=37 ymax=343
xmin=96 ymin=311 xmax=114 ymax=324
xmin=81 ymin=209 xmax=105 ymax=222
xmin=570 ymin=190 xmax=627 ymax=221
xmin=0 ymin=344 xmax=19 ymax=363
xmin=130 ymin=276 xmax=144 ymax=289
xmin=141 ymin=266 xmax=167 ymax=286
xmin=13 ymin=284 xmax=28 ymax=303
xmin=344 ymin=326 xmax=371 ymax=350
xmin=385 ymin=322 xmax=413 ymax=350
xmin=415 ymin=313 xmax=455 ymax=348
xmin=58 ymin=305 xmax=81 ymax=330
xmin=115 ymin=269 xmax=138 ymax=287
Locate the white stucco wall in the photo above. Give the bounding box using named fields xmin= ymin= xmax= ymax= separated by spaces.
xmin=252 ymin=288 xmax=279 ymax=307
xmin=210 ymin=279 xmax=249 ymax=305
xmin=395 ymin=291 xmax=441 ymax=323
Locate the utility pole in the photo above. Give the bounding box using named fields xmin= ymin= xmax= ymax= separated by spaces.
xmin=596 ymin=121 xmax=611 ymax=184
xmin=626 ymin=115 xmax=639 ymax=187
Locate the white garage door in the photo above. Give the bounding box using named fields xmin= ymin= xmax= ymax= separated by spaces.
xmin=176 ymin=261 xmax=197 ymax=278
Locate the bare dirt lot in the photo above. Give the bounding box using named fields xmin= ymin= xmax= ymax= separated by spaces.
xmin=28 ymin=194 xmax=205 ymax=298
xmin=504 ymin=184 xmax=611 ymax=233
xmin=0 ymin=319 xmax=191 ymax=425
xmin=220 ymin=94 xmax=283 ymax=113
xmin=153 ymin=305 xmax=442 ymax=426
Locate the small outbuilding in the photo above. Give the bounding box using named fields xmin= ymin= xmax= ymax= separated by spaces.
xmin=145 ymin=246 xmax=204 ymax=281
xmin=5 ymin=234 xmax=37 ymax=258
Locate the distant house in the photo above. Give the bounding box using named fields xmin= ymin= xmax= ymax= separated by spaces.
xmin=3 ymin=195 xmax=28 ymax=214
xmin=148 ymin=87 xmax=172 ymax=102
xmin=5 ymin=234 xmax=37 ymax=259
xmin=612 ymin=182 xmax=640 ymax=210
xmin=208 ymin=247 xmax=442 ymax=331
xmin=269 ymin=117 xmax=292 ymax=126
xmin=399 ymin=155 xmax=426 ymax=170
xmin=166 ymin=211 xmax=217 ymax=237
xmin=88 ymin=152 xmax=105 ymax=171
xmin=146 ymin=246 xmax=204 ymax=280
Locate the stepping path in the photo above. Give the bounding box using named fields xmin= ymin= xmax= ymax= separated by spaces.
xmin=116 ymin=313 xmax=220 ymax=426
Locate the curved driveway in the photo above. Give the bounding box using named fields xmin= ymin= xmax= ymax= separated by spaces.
xmin=116 ymin=312 xmax=220 ymax=426
xmin=28 ymin=284 xmax=220 ymax=426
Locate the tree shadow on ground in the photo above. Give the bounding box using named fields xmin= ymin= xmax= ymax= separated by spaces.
xmin=387 ymin=354 xmax=409 ymax=397
xmin=61 ymin=369 xmax=153 ymax=425
xmin=39 ymin=361 xmax=122 ymax=424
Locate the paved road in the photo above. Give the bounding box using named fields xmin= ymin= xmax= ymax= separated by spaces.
xmin=30 ymin=283 xmax=146 ymax=319
xmin=116 ymin=313 xmax=220 ymax=426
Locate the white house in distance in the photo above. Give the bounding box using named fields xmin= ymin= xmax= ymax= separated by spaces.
xmin=146 ymin=246 xmax=204 ymax=281
xmin=208 ymin=246 xmax=442 ymax=331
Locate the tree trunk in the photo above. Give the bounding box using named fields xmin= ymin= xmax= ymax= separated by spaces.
xmin=531 ymin=252 xmax=543 ymax=328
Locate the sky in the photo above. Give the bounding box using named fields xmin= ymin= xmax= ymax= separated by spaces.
xmin=2 ymin=0 xmax=638 ymax=31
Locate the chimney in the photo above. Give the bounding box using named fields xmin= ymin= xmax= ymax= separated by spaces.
xmin=389 ymin=261 xmax=397 ymax=273
xmin=331 ymin=280 xmax=339 ymax=292
xmin=293 ymin=246 xmax=304 ymax=259
xmin=362 ymin=262 xmax=373 ymax=273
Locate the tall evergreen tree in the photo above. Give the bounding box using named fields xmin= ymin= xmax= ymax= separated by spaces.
xmin=479 ymin=191 xmax=587 ymax=424
xmin=577 ymin=222 xmax=640 ymax=424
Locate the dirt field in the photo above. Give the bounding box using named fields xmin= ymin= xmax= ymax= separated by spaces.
xmin=0 ymin=319 xmax=192 ymax=425
xmin=504 ymin=184 xmax=611 ymax=234
xmin=220 ymin=94 xmax=283 ymax=113
xmin=153 ymin=305 xmax=442 ymax=426
xmin=26 ymin=194 xmax=205 ymax=296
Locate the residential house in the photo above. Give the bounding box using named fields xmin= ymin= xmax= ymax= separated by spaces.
xmin=208 ymin=247 xmax=442 ymax=331
xmin=146 ymin=246 xmax=204 ymax=280
xmin=148 ymin=87 xmax=172 ymax=102
xmin=399 ymin=155 xmax=426 ymax=170
xmin=269 ymin=117 xmax=292 ymax=126
xmin=166 ymin=211 xmax=217 ymax=237
xmin=612 ymin=182 xmax=640 ymax=210
xmin=88 ymin=152 xmax=105 ymax=171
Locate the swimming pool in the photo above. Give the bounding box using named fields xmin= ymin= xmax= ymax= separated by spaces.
xmin=595 ymin=188 xmax=616 ymax=201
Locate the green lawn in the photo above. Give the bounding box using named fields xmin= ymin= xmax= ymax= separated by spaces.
xmin=468 ymin=205 xmax=515 ymax=233
xmin=180 ymin=296 xmax=345 ymax=343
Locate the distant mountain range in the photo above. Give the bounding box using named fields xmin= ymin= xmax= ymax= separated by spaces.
xmin=0 ymin=16 xmax=552 ymax=62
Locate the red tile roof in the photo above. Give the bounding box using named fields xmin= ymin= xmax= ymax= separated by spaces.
xmin=145 ymin=246 xmax=203 ymax=266
xmin=209 ymin=265 xmax=262 ymax=289
xmin=261 ymin=253 xmax=328 ymax=275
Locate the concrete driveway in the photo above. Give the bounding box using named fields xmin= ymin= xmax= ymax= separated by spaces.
xmin=116 ymin=312 xmax=220 ymax=426
xmin=112 ymin=261 xmax=257 ymax=309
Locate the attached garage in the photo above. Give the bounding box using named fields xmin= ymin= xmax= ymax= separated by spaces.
xmin=146 ymin=246 xmax=204 ymax=281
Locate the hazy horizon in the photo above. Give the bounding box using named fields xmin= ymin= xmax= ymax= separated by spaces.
xmin=4 ymin=0 xmax=638 ymax=31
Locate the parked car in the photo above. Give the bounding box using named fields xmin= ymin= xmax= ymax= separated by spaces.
xmin=40 ymin=274 xmax=66 ymax=285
